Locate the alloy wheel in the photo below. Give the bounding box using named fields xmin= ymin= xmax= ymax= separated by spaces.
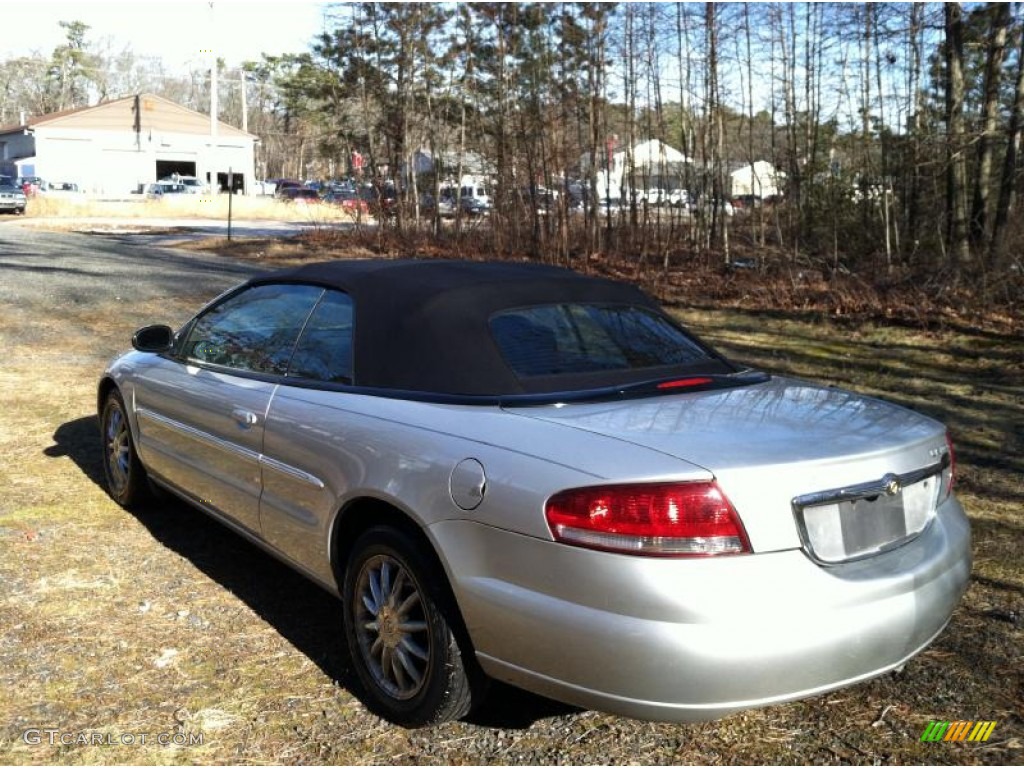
xmin=352 ymin=554 xmax=431 ymax=700
xmin=104 ymin=401 xmax=131 ymax=495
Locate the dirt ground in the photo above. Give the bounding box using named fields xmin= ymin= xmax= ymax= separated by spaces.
xmin=0 ymin=225 xmax=1021 ymax=765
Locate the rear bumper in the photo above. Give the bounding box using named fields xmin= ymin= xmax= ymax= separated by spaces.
xmin=432 ymin=497 xmax=971 ymax=722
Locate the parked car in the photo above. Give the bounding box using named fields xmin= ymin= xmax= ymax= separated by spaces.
xmin=358 ymin=184 xmax=398 ymax=217
xmin=159 ymin=175 xmax=207 ymax=195
xmin=459 ymin=194 xmax=490 ymax=216
xmin=632 ymin=187 xmax=669 ymax=206
xmin=459 ymin=182 xmax=491 ymax=212
xmin=46 ymin=181 xmax=83 ymax=195
xmin=731 ymin=194 xmax=762 ymax=210
xmin=696 ymin=196 xmax=735 ymax=217
xmin=323 ymin=188 xmax=370 ymax=215
xmin=418 ymin=192 xmax=457 ymax=218
xmin=565 ymin=182 xmax=588 ymax=212
xmin=520 ymin=186 xmax=559 ymax=215
xmin=278 ymin=187 xmax=321 ymax=204
xmin=145 ymin=182 xmax=189 ymax=199
xmin=99 ymin=259 xmax=970 ymax=728
xmin=17 ymin=176 xmax=46 ymax=196
xmin=0 ymin=183 xmax=27 ymax=214
xmin=667 ymin=189 xmax=694 ymax=209
xmin=272 ymin=179 xmax=304 ymax=199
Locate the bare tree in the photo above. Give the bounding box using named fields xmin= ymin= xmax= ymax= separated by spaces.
xmin=990 ymin=6 xmax=1024 ymax=270
xmin=945 ymin=2 xmax=970 ymax=267
xmin=906 ymin=2 xmax=926 ymax=254
xmin=581 ymin=3 xmax=612 ymax=256
xmin=969 ymin=3 xmax=1011 ymax=248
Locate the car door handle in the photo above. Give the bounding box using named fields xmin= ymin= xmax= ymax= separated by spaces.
xmin=232 ymin=408 xmax=259 ymax=428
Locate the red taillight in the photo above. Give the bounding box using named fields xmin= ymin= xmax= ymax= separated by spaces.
xmin=943 ymin=432 xmax=957 ymax=499
xmin=545 ymin=481 xmax=751 ymax=557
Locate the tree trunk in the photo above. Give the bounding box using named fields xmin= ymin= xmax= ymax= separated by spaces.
xmin=945 ymin=3 xmax=970 ymax=267
xmin=707 ymin=4 xmax=726 ymax=261
xmin=624 ymin=4 xmax=638 ymax=231
xmin=970 ymin=3 xmax=1011 ymax=248
xmin=585 ymin=8 xmax=604 ymax=256
xmin=989 ymin=14 xmax=1024 ymax=269
xmin=907 ymin=2 xmax=924 ymax=254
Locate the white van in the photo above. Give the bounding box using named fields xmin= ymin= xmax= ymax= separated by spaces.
xmin=458 ymin=180 xmax=492 ymax=212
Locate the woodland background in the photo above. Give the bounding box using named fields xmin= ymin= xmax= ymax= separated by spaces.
xmin=2 ymin=3 xmax=1023 ymax=310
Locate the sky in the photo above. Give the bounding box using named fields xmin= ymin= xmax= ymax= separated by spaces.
xmin=4 ymin=0 xmax=330 ymax=72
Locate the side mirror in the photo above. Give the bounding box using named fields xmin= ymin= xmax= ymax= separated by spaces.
xmin=132 ymin=324 xmax=174 ymax=352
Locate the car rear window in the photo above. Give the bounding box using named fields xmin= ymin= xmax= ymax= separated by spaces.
xmin=490 ymin=304 xmax=712 ymax=378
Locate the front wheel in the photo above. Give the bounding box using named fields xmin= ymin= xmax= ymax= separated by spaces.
xmin=342 ymin=526 xmax=483 ymax=727
xmin=100 ymin=389 xmax=150 ymax=507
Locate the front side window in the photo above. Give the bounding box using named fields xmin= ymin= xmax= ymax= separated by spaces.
xmin=184 ymin=283 xmax=324 ymax=375
xmin=287 ymin=290 xmax=355 ymax=383
xmin=490 ymin=304 xmax=712 ymax=378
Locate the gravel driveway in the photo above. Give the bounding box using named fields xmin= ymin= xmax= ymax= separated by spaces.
xmin=0 ymin=222 xmax=261 ymax=314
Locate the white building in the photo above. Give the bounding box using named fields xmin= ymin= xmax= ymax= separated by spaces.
xmin=0 ymin=93 xmax=257 ymax=195
xmin=729 ymin=160 xmax=785 ymax=200
xmin=589 ymin=139 xmax=690 ymax=200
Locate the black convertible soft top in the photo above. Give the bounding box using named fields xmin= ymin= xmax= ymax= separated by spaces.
xmin=245 ymin=259 xmax=736 ymax=398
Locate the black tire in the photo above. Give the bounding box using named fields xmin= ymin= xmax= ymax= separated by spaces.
xmin=342 ymin=526 xmax=482 ymax=727
xmin=100 ymin=390 xmax=151 ymax=507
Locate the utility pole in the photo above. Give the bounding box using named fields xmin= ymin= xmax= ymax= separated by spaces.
xmin=211 ymin=61 xmax=218 ymax=140
xmin=210 ymin=50 xmax=218 ymax=140
xmin=240 ymin=69 xmax=247 ymax=133
xmin=208 ymin=2 xmax=218 ymax=192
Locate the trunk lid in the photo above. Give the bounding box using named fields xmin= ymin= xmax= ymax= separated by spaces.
xmin=504 ymin=376 xmax=950 ymax=554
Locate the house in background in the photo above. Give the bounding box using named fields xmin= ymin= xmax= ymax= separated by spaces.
xmin=582 ymin=138 xmax=691 ymax=201
xmin=0 ymin=93 xmax=257 ymax=195
xmin=730 ymin=160 xmax=785 ymax=200
xmin=410 ymin=148 xmax=495 ymax=181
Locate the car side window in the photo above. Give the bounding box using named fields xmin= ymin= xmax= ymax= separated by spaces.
xmin=287 ymin=290 xmax=355 ymax=383
xmin=184 ymin=283 xmax=324 ymax=375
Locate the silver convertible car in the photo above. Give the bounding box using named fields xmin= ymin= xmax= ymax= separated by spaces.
xmin=98 ymin=259 xmax=971 ymax=727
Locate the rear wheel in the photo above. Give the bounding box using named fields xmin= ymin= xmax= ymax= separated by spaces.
xmin=100 ymin=390 xmax=150 ymax=507
xmin=343 ymin=526 xmax=482 ymax=727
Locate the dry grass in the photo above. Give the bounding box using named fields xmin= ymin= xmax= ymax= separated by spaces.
xmin=0 ymin=238 xmax=1021 ymax=765
xmin=23 ymin=193 xmax=364 ymax=225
